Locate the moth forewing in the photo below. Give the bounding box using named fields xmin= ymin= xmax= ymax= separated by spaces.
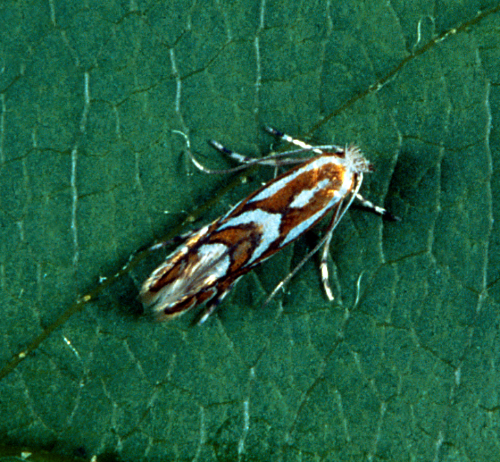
xmin=139 ymin=222 xmax=226 ymax=318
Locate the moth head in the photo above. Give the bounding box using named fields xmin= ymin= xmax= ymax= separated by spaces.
xmin=345 ymin=145 xmax=371 ymax=173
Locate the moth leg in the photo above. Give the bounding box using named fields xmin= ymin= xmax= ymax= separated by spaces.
xmin=208 ymin=140 xmax=261 ymax=165
xmin=320 ymin=228 xmax=335 ymax=301
xmin=128 ymin=229 xmax=198 ymax=266
xmin=319 ymin=192 xmax=398 ymax=300
xmin=260 ymin=221 xmax=340 ymax=308
xmin=196 ymin=296 xmax=224 ymax=325
xmin=145 ymin=229 xmax=199 ymax=253
xmin=317 ymin=201 xmax=351 ymax=301
xmin=196 ymin=278 xmax=242 ymax=325
xmin=354 ymin=193 xmax=400 ymax=221
xmin=264 ymin=126 xmax=324 ymax=155
xmin=208 ymin=140 xmax=306 ymax=168
xmin=190 ymin=125 xmax=340 ymax=176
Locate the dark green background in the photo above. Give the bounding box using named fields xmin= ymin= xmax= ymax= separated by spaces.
xmin=1 ymin=1 xmax=499 ymax=461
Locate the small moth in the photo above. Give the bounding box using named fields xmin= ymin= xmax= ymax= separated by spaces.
xmin=140 ymin=127 xmax=396 ymax=323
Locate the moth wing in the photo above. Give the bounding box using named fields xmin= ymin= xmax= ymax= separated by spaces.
xmin=140 ymin=225 xmax=232 ymax=316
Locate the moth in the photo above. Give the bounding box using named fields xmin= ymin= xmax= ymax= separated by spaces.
xmin=140 ymin=127 xmax=396 ymax=323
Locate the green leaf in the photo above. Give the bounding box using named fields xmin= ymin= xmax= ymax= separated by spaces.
xmin=1 ymin=1 xmax=499 ymax=460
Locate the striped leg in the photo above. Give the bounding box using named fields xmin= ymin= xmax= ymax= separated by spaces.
xmin=354 ymin=193 xmax=400 ymax=221
xmin=209 ymin=140 xmax=261 ymax=165
xmin=208 ymin=140 xmax=307 ymax=169
xmin=181 ymin=127 xmax=344 ymax=176
xmin=265 ymin=126 xmax=323 ymax=155
xmin=264 ymin=126 xmax=344 ymax=156
xmin=197 ymin=278 xmax=241 ymax=324
xmin=133 ymin=229 xmax=198 ymax=256
xmin=260 ymin=217 xmax=342 ymax=308
xmin=320 ymin=227 xmax=335 ymax=301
